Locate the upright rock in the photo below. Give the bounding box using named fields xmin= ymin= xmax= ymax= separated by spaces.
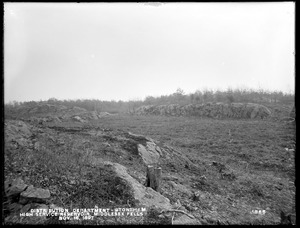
xmin=101 ymin=161 xmax=172 ymax=211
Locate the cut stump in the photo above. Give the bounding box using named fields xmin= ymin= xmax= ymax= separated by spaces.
xmin=145 ymin=165 xmax=162 ymax=192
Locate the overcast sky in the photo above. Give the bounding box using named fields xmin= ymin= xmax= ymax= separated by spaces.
xmin=4 ymin=2 xmax=295 ymax=103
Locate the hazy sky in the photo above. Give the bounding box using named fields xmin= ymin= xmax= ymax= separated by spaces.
xmin=4 ymin=2 xmax=295 ymax=103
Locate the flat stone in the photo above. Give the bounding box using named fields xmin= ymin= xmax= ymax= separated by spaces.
xmin=20 ymin=204 xmax=32 ymax=213
xmin=19 ymin=185 xmax=50 ymax=204
xmin=5 ymin=178 xmax=28 ymax=197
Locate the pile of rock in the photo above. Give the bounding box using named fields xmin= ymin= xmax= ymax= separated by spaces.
xmin=4 ymin=178 xmax=55 ymax=224
xmin=133 ymin=103 xmax=271 ymax=119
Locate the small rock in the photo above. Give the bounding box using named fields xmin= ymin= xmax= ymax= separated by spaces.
xmin=20 ymin=204 xmax=32 ymax=213
xmin=193 ymin=191 xmax=205 ymax=201
xmin=158 ymin=214 xmax=165 ymax=219
xmin=34 ymin=142 xmax=40 ymax=150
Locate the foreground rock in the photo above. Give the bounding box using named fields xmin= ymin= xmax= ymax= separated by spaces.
xmin=19 ymin=185 xmax=51 ymax=204
xmin=133 ymin=103 xmax=271 ymax=119
xmin=4 ymin=178 xmax=52 ymax=225
xmin=5 ymin=178 xmax=28 ymax=197
xmin=100 ymin=161 xmax=172 ymax=211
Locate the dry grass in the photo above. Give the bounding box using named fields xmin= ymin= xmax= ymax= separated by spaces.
xmin=4 ymin=105 xmax=295 ymax=224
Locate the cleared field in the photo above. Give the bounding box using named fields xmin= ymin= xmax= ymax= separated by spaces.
xmin=86 ymin=114 xmax=295 ymax=224
xmin=4 ymin=112 xmax=295 ymax=224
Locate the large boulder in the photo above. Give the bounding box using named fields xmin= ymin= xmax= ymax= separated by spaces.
xmin=100 ymin=161 xmax=172 ymax=211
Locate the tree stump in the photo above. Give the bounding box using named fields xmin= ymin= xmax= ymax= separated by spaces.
xmin=145 ymin=165 xmax=162 ymax=192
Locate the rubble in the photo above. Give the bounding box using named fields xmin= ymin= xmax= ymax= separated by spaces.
xmin=4 ymin=178 xmax=53 ymax=225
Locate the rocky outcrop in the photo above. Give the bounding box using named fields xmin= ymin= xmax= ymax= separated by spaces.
xmin=8 ymin=104 xmax=114 ymax=124
xmin=133 ymin=103 xmax=271 ymax=119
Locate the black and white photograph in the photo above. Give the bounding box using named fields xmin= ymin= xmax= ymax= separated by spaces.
xmin=3 ymin=2 xmax=295 ymax=225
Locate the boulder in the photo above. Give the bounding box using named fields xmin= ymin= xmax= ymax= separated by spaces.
xmin=19 ymin=185 xmax=51 ymax=204
xmin=5 ymin=178 xmax=28 ymax=197
xmin=102 ymin=161 xmax=172 ymax=211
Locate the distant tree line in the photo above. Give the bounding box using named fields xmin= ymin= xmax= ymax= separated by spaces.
xmin=5 ymin=88 xmax=294 ymax=114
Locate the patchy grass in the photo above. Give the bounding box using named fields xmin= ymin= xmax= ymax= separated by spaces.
xmin=85 ymin=114 xmax=295 ymax=224
xmin=4 ymin=110 xmax=295 ymax=224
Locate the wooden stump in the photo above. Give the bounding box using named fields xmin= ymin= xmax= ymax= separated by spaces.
xmin=145 ymin=165 xmax=162 ymax=192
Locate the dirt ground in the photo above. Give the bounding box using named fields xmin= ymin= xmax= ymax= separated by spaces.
xmin=4 ymin=110 xmax=295 ymax=225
